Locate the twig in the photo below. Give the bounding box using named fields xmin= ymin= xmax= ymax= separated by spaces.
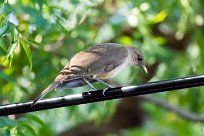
xmin=140 ymin=95 xmax=204 ymax=122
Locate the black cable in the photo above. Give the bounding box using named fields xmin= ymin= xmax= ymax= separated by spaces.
xmin=0 ymin=75 xmax=204 ymax=116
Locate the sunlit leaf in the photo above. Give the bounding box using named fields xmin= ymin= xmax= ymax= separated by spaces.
xmin=1 ymin=42 xmax=16 ymax=64
xmin=16 ymin=129 xmax=25 ymax=136
xmin=20 ymin=123 xmax=37 ymax=136
xmin=20 ymin=39 xmax=32 ymax=70
xmin=117 ymin=36 xmax=132 ymax=45
xmin=0 ymin=15 xmax=6 ymax=27
xmin=10 ymin=127 xmax=24 ymax=136
xmin=151 ymin=10 xmax=167 ymax=24
xmin=155 ymin=36 xmax=166 ymax=44
xmin=9 ymin=51 xmax=13 ymax=66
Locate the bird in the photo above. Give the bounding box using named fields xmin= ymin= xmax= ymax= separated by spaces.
xmin=32 ymin=43 xmax=147 ymax=106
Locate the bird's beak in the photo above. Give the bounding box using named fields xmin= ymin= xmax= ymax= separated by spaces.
xmin=142 ymin=65 xmax=148 ymax=74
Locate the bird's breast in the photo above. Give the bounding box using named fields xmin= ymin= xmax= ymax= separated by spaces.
xmin=96 ymin=58 xmax=130 ymax=79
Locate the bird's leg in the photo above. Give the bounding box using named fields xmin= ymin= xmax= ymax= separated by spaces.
xmin=89 ymin=78 xmax=113 ymax=96
xmin=94 ymin=78 xmax=113 ymax=88
xmin=83 ymin=77 xmax=97 ymax=91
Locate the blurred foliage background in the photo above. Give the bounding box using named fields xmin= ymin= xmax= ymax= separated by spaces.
xmin=0 ymin=0 xmax=204 ymax=135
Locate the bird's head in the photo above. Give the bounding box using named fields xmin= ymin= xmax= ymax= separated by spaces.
xmin=127 ymin=46 xmax=148 ymax=73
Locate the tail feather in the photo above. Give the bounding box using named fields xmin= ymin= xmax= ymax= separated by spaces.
xmin=31 ymin=82 xmax=59 ymax=106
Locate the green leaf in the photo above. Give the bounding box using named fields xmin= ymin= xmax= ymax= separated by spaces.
xmin=20 ymin=123 xmax=37 ymax=136
xmin=3 ymin=128 xmax=10 ymax=136
xmin=28 ymin=115 xmax=46 ymax=127
xmin=0 ymin=3 xmax=12 ymax=15
xmin=0 ymin=38 xmax=7 ymax=52
xmin=0 ymin=117 xmax=15 ymax=128
xmin=20 ymin=39 xmax=32 ymax=70
xmin=10 ymin=30 xmax=16 ymax=44
xmin=1 ymin=42 xmax=16 ymax=64
xmin=0 ymin=21 xmax=15 ymax=37
xmin=117 ymin=36 xmax=132 ymax=45
xmin=6 ymin=22 xmax=15 ymax=34
xmin=16 ymin=129 xmax=25 ymax=136
xmin=0 ymin=1 xmax=5 ymax=4
xmin=0 ymin=21 xmax=8 ymax=37
xmin=0 ymin=70 xmax=14 ymax=82
xmin=151 ymin=10 xmax=167 ymax=24
xmin=10 ymin=126 xmax=25 ymax=136
xmin=9 ymin=51 xmax=13 ymax=67
xmin=0 ymin=15 xmax=7 ymax=27
xmin=28 ymin=40 xmax=42 ymax=48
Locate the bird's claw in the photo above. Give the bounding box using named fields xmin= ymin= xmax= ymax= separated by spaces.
xmin=88 ymin=89 xmax=97 ymax=95
xmin=102 ymin=86 xmax=113 ymax=96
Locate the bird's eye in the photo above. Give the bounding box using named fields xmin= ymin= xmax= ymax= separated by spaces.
xmin=138 ymin=56 xmax=143 ymax=61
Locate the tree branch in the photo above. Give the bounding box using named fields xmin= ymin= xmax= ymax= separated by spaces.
xmin=0 ymin=75 xmax=204 ymax=116
xmin=140 ymin=95 xmax=204 ymax=122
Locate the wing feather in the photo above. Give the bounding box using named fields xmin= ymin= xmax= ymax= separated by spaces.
xmin=68 ymin=43 xmax=128 ymax=76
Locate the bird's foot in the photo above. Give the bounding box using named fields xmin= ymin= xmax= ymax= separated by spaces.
xmin=88 ymin=89 xmax=97 ymax=95
xmin=102 ymin=85 xmax=113 ymax=96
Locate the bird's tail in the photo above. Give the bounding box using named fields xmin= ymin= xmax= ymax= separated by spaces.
xmin=31 ymin=82 xmax=59 ymax=106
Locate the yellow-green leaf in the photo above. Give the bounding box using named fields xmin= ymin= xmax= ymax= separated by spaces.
xmin=20 ymin=39 xmax=32 ymax=70
xmin=9 ymin=52 xmax=13 ymax=67
xmin=117 ymin=36 xmax=132 ymax=45
xmin=151 ymin=10 xmax=167 ymax=24
xmin=1 ymin=42 xmax=16 ymax=64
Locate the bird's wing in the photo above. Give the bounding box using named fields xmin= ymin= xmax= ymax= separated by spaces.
xmin=68 ymin=43 xmax=128 ymax=76
xmin=32 ymin=82 xmax=59 ymax=106
xmin=54 ymin=43 xmax=128 ymax=83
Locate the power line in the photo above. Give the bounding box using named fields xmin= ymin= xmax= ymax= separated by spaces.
xmin=0 ymin=75 xmax=204 ymax=116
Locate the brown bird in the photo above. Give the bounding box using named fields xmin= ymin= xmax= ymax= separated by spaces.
xmin=32 ymin=43 xmax=147 ymax=106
